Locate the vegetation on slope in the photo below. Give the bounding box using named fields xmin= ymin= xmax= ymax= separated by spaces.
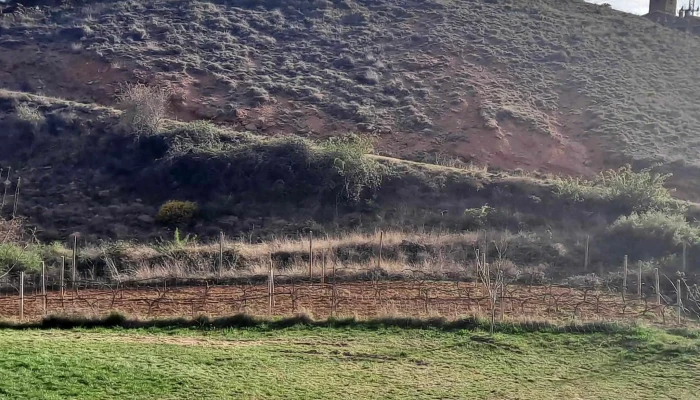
xmin=0 ymin=325 xmax=697 ymax=399
xmin=2 ymin=89 xmax=700 ymax=282
xmin=2 ymin=0 xmax=700 ymax=180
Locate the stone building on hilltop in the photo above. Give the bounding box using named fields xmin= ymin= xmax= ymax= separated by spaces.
xmin=645 ymin=0 xmax=700 ymax=33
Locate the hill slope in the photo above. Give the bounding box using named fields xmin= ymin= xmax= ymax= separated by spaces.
xmin=2 ymin=0 xmax=700 ymax=185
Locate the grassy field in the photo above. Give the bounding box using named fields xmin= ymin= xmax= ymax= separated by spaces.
xmin=0 ymin=324 xmax=697 ymax=399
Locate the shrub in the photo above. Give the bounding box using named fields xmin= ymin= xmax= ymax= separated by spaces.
xmin=596 ymin=166 xmax=674 ymax=212
xmin=163 ymin=134 xmax=385 ymax=204
xmin=609 ymin=212 xmax=699 ymax=245
xmin=14 ymin=104 xmax=45 ymax=126
xmin=318 ymin=134 xmax=384 ymax=201
xmin=156 ymin=200 xmax=199 ymax=226
xmin=0 ymin=243 xmax=42 ymax=273
xmin=553 ymin=165 xmax=676 ymax=213
xmin=168 ymin=120 xmax=222 ymax=153
xmin=551 ymin=176 xmax=589 ymax=203
xmin=155 ymin=228 xmax=198 ymax=252
xmin=602 ymin=211 xmax=700 ymax=260
xmin=117 ymin=83 xmax=170 ymax=136
xmin=462 ymin=205 xmax=492 ymax=228
xmin=245 ymin=86 xmax=271 ymax=105
xmin=13 ymin=103 xmax=46 ymax=135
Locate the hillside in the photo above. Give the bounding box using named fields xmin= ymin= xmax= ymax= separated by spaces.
xmin=1 ymin=0 xmax=700 ymax=186
xmin=2 ymin=87 xmax=700 ymax=285
xmin=3 ymin=0 xmax=700 ymax=280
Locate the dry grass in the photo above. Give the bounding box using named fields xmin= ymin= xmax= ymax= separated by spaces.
xmin=117 ymin=83 xmax=171 ymax=136
xmin=61 ymin=229 xmax=561 ymax=283
xmin=112 ymin=248 xmax=472 ymax=282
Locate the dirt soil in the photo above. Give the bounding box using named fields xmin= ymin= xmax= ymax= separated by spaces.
xmin=0 ymin=42 xmax=602 ymax=178
xmin=0 ymin=281 xmax=669 ymax=323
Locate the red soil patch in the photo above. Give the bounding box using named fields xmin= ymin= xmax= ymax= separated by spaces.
xmin=0 ymin=46 xmax=132 ymax=106
xmin=0 ymin=44 xmax=605 ymax=179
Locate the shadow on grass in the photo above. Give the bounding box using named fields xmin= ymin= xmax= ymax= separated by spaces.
xmin=0 ymin=312 xmax=645 ymax=335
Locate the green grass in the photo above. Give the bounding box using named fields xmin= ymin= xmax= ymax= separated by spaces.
xmin=0 ymin=325 xmax=697 ymax=399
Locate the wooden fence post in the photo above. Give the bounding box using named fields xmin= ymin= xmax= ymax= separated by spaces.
xmin=676 ymin=279 xmax=682 ymax=324
xmin=19 ymin=271 xmax=24 ymax=321
xmin=654 ymin=268 xmax=660 ymax=305
xmin=11 ymin=176 xmax=20 ymax=218
xmin=60 ymin=256 xmax=65 ymax=304
xmin=482 ymin=250 xmax=487 ymax=294
xmin=637 ymin=262 xmax=642 ymax=298
xmin=72 ymin=235 xmax=77 ymax=289
xmin=622 ymin=255 xmax=628 ymax=302
xmin=41 ymin=261 xmax=46 ymax=315
xmin=308 ymin=233 xmax=313 ymax=280
xmin=0 ymin=166 xmax=9 ymax=210
xmin=321 ymin=252 xmax=326 ymax=285
xmin=331 ymin=258 xmax=337 ymax=316
xmin=499 ymin=283 xmax=505 ymax=321
xmin=378 ymin=231 xmax=383 ymax=270
xmin=332 ymin=257 xmax=336 ymax=283
xmin=584 ymin=235 xmax=590 ymax=271
xmin=219 ymin=231 xmax=224 ymax=278
xmin=268 ymin=256 xmax=274 ymax=314
xmin=474 ymin=249 xmax=480 ymax=288
xmin=682 ymin=241 xmax=687 ymax=272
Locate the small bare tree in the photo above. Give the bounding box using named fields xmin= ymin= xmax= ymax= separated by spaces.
xmin=0 ymin=217 xmax=31 ymax=279
xmin=0 ymin=217 xmax=22 ymax=245
xmin=476 ymin=252 xmax=502 ymax=335
xmin=117 ymin=83 xmax=171 ymax=136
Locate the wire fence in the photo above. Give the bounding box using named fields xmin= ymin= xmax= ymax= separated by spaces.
xmin=0 ymin=266 xmax=693 ymax=325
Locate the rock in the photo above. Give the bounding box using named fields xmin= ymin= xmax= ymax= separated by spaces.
xmin=137 ymin=215 xmax=154 ymax=223
xmin=245 ymin=123 xmax=257 ymax=131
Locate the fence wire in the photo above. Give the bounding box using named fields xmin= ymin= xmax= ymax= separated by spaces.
xmin=0 ymin=268 xmax=692 ymax=324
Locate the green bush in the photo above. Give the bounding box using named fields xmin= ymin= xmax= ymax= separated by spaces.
xmin=318 ymin=134 xmax=384 ymax=201
xmin=168 ymin=120 xmax=223 ymax=153
xmin=156 ymin=200 xmax=199 ymax=226
xmin=596 ymin=166 xmax=674 ymax=212
xmin=601 ymin=211 xmax=700 ymax=260
xmin=0 ymin=243 xmax=42 ymax=273
xmin=462 ymin=205 xmax=492 ymax=228
xmin=165 ymin=134 xmax=385 ymax=204
xmin=609 ymin=212 xmax=699 ymax=244
xmin=553 ymin=165 xmax=676 ymax=213
xmin=154 ymin=228 xmax=198 ymax=252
